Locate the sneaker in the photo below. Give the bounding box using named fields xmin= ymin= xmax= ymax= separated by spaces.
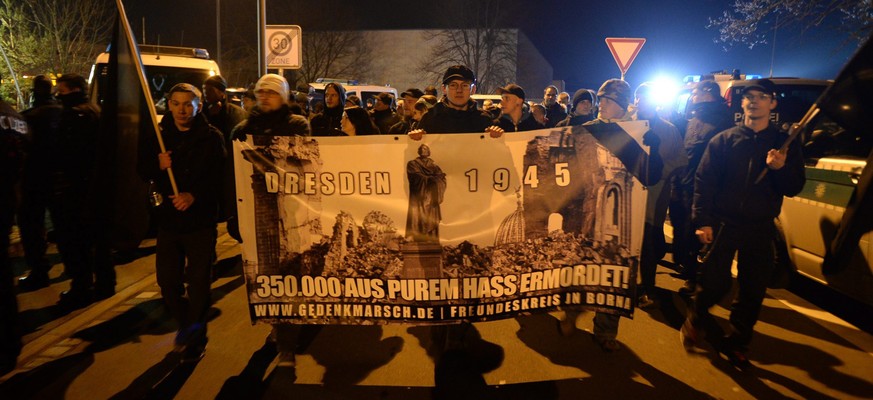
xmin=557 ymin=317 xmax=576 ymax=337
xmin=680 ymin=318 xmax=700 ymax=351
xmin=276 ymin=352 xmax=296 ymax=368
xmin=718 ymin=344 xmax=752 ymax=371
xmin=593 ymin=336 xmax=621 ymax=353
xmin=181 ymin=339 xmax=207 ymax=364
xmin=57 ymin=289 xmax=93 ymax=311
xmin=17 ymin=274 xmax=50 ymax=291
xmin=637 ymin=294 xmax=657 ymax=309
xmin=678 ymin=281 xmax=696 ymax=296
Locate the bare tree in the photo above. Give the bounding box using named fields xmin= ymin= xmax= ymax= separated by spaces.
xmin=709 ymin=0 xmax=872 ymax=49
xmin=296 ymin=31 xmax=373 ymax=87
xmin=22 ymin=0 xmax=114 ymax=76
xmin=418 ymin=1 xmax=517 ymax=94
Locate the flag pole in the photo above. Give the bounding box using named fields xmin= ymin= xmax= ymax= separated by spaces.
xmin=115 ymin=0 xmax=179 ymax=195
xmin=753 ymin=105 xmax=819 ymax=184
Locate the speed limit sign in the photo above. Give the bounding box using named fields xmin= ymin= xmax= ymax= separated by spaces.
xmin=265 ymin=25 xmax=302 ymax=69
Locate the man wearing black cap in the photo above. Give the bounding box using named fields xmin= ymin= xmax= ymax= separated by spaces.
xmin=410 ymin=65 xmax=502 ymax=137
xmin=389 ymin=88 xmax=425 ymax=135
xmin=494 ymin=83 xmax=543 ymax=132
xmin=674 ymin=80 xmax=734 ymax=294
xmin=371 ymin=92 xmax=400 ymax=134
xmin=556 ymin=89 xmax=597 ymax=127
xmin=682 ymin=79 xmax=805 ymax=370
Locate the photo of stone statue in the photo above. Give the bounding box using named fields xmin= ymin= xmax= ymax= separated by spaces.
xmin=405 ymin=144 xmax=446 ymax=243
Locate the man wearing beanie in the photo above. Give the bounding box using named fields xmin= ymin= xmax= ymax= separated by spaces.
xmin=230 ymin=73 xmax=313 ymax=368
xmin=494 ymin=83 xmax=543 ymax=132
xmin=556 ymin=88 xmax=597 ymax=127
xmin=310 ymin=82 xmax=347 ymax=136
xmin=203 ymin=74 xmax=247 ymax=242
xmin=137 ymin=83 xmax=226 ymax=363
xmin=632 ymin=82 xmax=687 ymax=309
xmin=559 ymin=78 xmax=664 ymax=353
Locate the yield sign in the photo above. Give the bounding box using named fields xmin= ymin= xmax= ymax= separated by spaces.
xmin=605 ymin=38 xmax=646 ymax=76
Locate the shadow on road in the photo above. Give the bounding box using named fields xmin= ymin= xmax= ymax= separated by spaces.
xmin=515 ymin=312 xmax=714 ymax=400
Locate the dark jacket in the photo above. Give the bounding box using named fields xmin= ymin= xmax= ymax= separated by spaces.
xmin=204 ymin=100 xmax=248 ymax=143
xmin=139 ymin=113 xmax=226 ymax=233
xmin=418 ymin=98 xmax=493 ymax=134
xmin=309 ymin=105 xmax=344 ymax=136
xmin=682 ymin=101 xmax=734 ymax=187
xmin=370 ymin=108 xmax=399 ymax=135
xmin=21 ymin=99 xmax=62 ymax=191
xmin=543 ymin=102 xmax=567 ymax=128
xmin=555 ymin=113 xmax=594 ymax=127
xmin=388 ymin=118 xmax=414 ymax=135
xmin=494 ymin=103 xmax=544 ymax=132
xmin=232 ymin=105 xmax=310 ymax=140
xmin=693 ymin=123 xmax=805 ymax=229
xmin=0 ymin=100 xmax=27 ymax=222
xmin=50 ymin=92 xmax=100 ymax=193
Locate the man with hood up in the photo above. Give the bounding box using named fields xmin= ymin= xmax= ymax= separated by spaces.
xmin=138 ymin=83 xmax=226 ymax=363
xmin=556 ymin=89 xmax=597 ymax=127
xmin=673 ymin=80 xmax=734 ymax=294
xmin=310 ymin=82 xmax=347 ymax=136
xmin=494 ymin=83 xmax=543 ymax=132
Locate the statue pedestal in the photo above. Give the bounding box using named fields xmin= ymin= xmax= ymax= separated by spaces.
xmin=401 ymin=242 xmax=443 ymax=278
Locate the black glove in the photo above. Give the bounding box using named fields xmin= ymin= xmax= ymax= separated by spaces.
xmin=642 ymin=130 xmax=660 ymax=149
xmin=232 ymin=130 xmax=247 ymax=142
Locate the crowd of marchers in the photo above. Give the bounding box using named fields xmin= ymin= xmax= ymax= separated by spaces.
xmin=0 ymin=61 xmax=802 ymax=374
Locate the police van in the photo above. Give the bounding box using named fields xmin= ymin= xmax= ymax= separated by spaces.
xmin=308 ymin=79 xmax=397 ymax=110
xmin=673 ymin=73 xmax=831 ymax=130
xmin=779 ymin=87 xmax=873 ymax=307
xmin=89 ymin=44 xmax=221 ymax=120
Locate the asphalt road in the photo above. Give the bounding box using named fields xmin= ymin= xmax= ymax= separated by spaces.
xmin=2 ymin=225 xmax=872 ymax=399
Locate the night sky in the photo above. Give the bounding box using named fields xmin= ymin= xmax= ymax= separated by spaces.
xmin=123 ymin=0 xmax=860 ymax=92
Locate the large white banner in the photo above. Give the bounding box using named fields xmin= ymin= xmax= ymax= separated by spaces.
xmin=235 ymin=122 xmax=652 ymax=325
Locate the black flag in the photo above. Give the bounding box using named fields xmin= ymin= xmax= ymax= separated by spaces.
xmin=821 ymin=36 xmax=873 ymax=274
xmin=93 ymin=0 xmax=157 ymax=252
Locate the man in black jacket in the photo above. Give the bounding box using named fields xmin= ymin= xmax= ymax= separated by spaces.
xmin=674 ymin=80 xmax=734 ymax=294
xmin=682 ymin=79 xmax=805 ymax=369
xmin=138 ymin=83 xmax=226 ymax=363
xmin=409 ymin=65 xmax=502 ymax=138
xmin=542 ymin=85 xmax=567 ymax=128
xmin=51 ymin=74 xmax=115 ymax=309
xmin=0 ymin=91 xmax=27 ymax=375
xmin=494 ymin=84 xmax=543 ymax=132
xmin=17 ymin=76 xmax=61 ymax=290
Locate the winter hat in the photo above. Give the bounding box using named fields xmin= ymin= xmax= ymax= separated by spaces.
xmin=255 ymin=74 xmax=289 ymax=100
xmin=204 ymin=75 xmax=228 ymax=91
xmin=694 ymin=80 xmax=723 ymax=100
xmin=572 ymin=88 xmax=595 ymax=109
xmin=596 ymin=79 xmax=631 ymax=110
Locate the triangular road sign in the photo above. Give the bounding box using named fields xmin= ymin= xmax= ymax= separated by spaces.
xmin=605 ymin=38 xmax=646 ymax=75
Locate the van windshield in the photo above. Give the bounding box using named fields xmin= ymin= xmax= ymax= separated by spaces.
xmin=94 ymin=63 xmax=215 ymax=115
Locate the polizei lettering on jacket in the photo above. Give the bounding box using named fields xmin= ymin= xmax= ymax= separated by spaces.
xmin=263 ymin=171 xmax=391 ymax=195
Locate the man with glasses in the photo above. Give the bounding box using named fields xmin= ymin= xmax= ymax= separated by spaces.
xmin=682 ymin=79 xmax=805 ymax=370
xmin=409 ymin=65 xmax=501 ymax=137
